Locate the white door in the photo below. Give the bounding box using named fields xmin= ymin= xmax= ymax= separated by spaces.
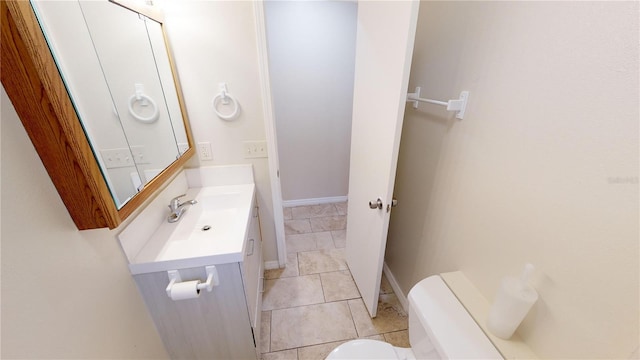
xmin=345 ymin=1 xmax=420 ymax=317
xmin=254 ymin=1 xmax=288 ymax=267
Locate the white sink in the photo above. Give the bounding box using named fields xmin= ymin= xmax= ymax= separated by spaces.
xmin=128 ymin=183 xmax=255 ymax=274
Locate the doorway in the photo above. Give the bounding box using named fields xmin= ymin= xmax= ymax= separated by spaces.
xmin=263 ymin=1 xmax=357 ymax=207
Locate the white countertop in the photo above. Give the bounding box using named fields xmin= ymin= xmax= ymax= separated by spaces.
xmin=127 ymin=183 xmax=255 ymax=275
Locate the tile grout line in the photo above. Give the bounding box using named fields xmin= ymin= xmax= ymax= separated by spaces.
xmin=316 ymin=250 xmax=328 ymax=303
xmin=267 ymin=310 xmax=272 ymax=355
xmin=347 ymin=299 xmax=362 ymax=339
xmin=265 ymin=297 xmax=362 ymax=312
xmin=329 ymin=230 xmax=338 ymax=249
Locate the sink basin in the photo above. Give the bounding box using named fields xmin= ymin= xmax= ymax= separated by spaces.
xmin=128 ymin=183 xmax=255 ymax=274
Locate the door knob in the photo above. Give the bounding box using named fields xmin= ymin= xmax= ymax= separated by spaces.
xmin=369 ymin=198 xmax=383 ymax=210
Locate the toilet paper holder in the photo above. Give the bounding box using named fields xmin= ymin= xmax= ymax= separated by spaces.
xmin=165 ymin=266 xmax=220 ymax=298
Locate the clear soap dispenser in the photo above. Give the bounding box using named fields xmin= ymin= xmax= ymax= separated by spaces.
xmin=487 ymin=264 xmax=539 ymax=339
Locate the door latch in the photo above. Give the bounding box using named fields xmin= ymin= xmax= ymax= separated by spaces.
xmin=386 ymin=198 xmax=398 ymax=213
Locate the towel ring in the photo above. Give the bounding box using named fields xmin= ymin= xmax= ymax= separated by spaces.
xmin=128 ymin=93 xmax=159 ymax=123
xmin=213 ymin=91 xmax=240 ymax=120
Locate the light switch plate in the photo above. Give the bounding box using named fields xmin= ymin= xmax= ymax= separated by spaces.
xmin=242 ymin=140 xmax=268 ymax=159
xmin=130 ymin=145 xmax=150 ymax=164
xmin=100 ymin=148 xmax=134 ymax=168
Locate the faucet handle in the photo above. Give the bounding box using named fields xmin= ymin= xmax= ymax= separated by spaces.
xmin=169 ymin=194 xmax=187 ymax=210
xmin=171 ymin=194 xmax=187 ymax=202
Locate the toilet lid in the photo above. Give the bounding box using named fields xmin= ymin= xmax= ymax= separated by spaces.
xmin=326 ymin=339 xmax=399 ymax=360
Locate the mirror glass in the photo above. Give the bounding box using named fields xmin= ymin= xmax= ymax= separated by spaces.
xmin=30 ymin=0 xmax=190 ymax=209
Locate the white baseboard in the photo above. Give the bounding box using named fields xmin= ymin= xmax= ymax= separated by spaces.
xmin=383 ymin=262 xmax=408 ymax=312
xmin=282 ymin=196 xmax=348 ymax=208
xmin=264 ymin=260 xmax=281 ymax=270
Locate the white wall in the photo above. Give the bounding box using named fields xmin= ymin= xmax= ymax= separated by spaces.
xmin=385 ymin=1 xmax=638 ymax=358
xmin=1 ymin=87 xmax=168 ymax=359
xmin=158 ymin=0 xmax=278 ymax=263
xmin=265 ymin=1 xmax=356 ymax=202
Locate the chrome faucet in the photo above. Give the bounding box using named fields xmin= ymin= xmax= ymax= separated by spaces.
xmin=167 ymin=194 xmax=197 ymax=223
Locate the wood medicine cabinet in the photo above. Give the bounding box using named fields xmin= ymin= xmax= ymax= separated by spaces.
xmin=1 ymin=1 xmax=195 ymax=229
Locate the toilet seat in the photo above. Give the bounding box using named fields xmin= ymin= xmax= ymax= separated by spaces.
xmin=326 ymin=339 xmax=409 ymax=360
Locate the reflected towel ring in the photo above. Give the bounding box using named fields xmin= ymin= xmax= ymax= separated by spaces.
xmin=213 ymin=90 xmax=240 ymax=120
xmin=128 ymin=93 xmax=159 ymax=123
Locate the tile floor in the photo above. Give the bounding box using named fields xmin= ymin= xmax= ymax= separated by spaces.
xmin=260 ymin=202 xmax=409 ymax=360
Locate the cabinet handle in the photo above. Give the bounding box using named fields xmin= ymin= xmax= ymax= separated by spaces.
xmin=246 ymin=239 xmax=255 ymax=256
xmin=259 ymin=277 xmax=265 ymax=293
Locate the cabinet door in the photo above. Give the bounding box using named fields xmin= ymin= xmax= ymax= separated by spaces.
xmin=242 ymin=207 xmax=263 ymax=330
xmin=134 ymin=263 xmax=256 ymax=360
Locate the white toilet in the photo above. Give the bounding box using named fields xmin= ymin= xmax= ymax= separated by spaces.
xmin=326 ymin=275 xmax=503 ymax=359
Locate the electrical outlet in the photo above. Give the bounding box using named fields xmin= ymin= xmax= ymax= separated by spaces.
xmin=198 ymin=142 xmax=213 ymax=161
xmin=242 ymin=140 xmax=268 ymax=159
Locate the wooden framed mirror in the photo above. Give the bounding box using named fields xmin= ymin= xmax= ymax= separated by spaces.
xmin=1 ymin=0 xmax=195 ymax=230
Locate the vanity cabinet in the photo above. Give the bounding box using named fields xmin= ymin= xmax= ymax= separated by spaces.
xmin=132 ymin=210 xmax=263 ymax=359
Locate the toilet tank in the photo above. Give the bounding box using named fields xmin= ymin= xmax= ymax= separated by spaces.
xmin=407 ymin=275 xmax=503 ymax=359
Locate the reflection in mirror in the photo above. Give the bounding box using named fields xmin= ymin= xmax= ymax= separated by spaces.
xmin=31 ymin=0 xmax=189 ymax=209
